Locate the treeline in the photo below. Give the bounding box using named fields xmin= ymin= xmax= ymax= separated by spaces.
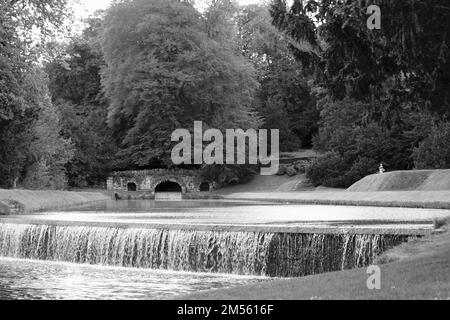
xmin=0 ymin=0 xmax=74 ymax=189
xmin=271 ymin=0 xmax=450 ymax=187
xmin=1 ymin=0 xmax=449 ymax=190
xmin=1 ymin=0 xmax=319 ymax=189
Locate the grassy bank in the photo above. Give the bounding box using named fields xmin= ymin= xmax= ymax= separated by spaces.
xmin=183 ymin=221 xmax=450 ymax=300
xmin=224 ymin=191 xmax=450 ymax=209
xmin=215 ymin=175 xmax=307 ymax=194
xmin=348 ymin=170 xmax=450 ymax=192
xmin=0 ymin=189 xmax=110 ymax=214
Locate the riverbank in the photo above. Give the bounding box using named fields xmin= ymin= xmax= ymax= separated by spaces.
xmin=183 ymin=219 xmax=450 ymax=300
xmin=0 ymin=189 xmax=110 ymax=215
xmin=223 ymin=191 xmax=450 ymax=209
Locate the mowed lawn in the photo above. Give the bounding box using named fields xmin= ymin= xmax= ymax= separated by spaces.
xmin=183 ymin=225 xmax=450 ymax=300
xmin=0 ymin=189 xmax=109 ymax=214
xmin=223 ymin=191 xmax=450 ymax=209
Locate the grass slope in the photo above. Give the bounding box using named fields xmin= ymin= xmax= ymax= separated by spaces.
xmin=348 ymin=170 xmax=450 ymax=192
xmin=224 ymin=191 xmax=450 ymax=209
xmin=183 ymin=223 xmax=450 ymax=300
xmin=0 ymin=189 xmax=109 ymax=214
xmin=215 ymin=175 xmax=305 ymax=194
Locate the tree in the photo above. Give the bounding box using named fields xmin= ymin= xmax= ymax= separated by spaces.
xmin=270 ymin=0 xmax=450 ymax=186
xmin=237 ymin=4 xmax=319 ymax=150
xmin=46 ymin=15 xmax=117 ymax=187
xmin=101 ymin=0 xmax=260 ymax=168
xmin=202 ymin=0 xmax=238 ymax=45
xmin=271 ymin=0 xmax=450 ymax=115
xmin=413 ymin=122 xmax=450 ymax=169
xmin=22 ymin=69 xmax=74 ymax=189
xmin=0 ymin=0 xmax=72 ymax=188
xmin=1 ymin=0 xmax=71 ymax=62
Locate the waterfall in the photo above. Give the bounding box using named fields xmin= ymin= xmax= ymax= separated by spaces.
xmin=155 ymin=192 xmax=182 ymax=201
xmin=0 ymin=223 xmax=411 ymax=277
xmin=266 ymin=233 xmax=409 ymax=277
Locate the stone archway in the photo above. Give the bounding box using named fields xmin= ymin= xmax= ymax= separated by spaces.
xmin=108 ymin=169 xmax=202 ymax=194
xmin=150 ymin=176 xmax=187 ymax=194
xmin=199 ymin=182 xmax=211 ymax=192
xmin=127 ymin=182 xmax=137 ymax=192
xmin=155 ymin=181 xmax=183 ymax=193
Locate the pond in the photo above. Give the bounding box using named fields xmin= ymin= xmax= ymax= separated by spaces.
xmin=0 ymin=258 xmax=265 ymax=300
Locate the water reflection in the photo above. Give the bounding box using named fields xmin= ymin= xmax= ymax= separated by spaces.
xmin=65 ymin=200 xmax=274 ymax=212
xmin=23 ymin=200 xmax=444 ymax=231
xmin=0 ymin=258 xmax=265 ymax=300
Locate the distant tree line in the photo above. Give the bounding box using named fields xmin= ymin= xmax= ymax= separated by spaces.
xmin=1 ymin=0 xmax=449 ymax=190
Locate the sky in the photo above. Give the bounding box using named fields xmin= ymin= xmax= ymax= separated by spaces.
xmin=73 ymin=0 xmax=265 ymax=20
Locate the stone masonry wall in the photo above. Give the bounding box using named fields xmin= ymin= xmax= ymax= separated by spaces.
xmin=107 ymin=169 xmax=213 ymax=194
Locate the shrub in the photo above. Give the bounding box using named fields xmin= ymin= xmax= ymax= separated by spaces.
xmin=345 ymin=157 xmax=379 ymax=184
xmin=201 ymin=164 xmax=256 ymax=188
xmin=276 ymin=165 xmax=287 ymax=176
xmin=22 ymin=159 xmax=68 ymax=190
xmin=0 ymin=201 xmax=10 ymax=215
xmin=306 ymin=152 xmax=351 ymax=187
xmin=306 ymin=153 xmax=378 ymax=188
xmin=413 ymin=122 xmax=450 ymax=169
xmin=286 ymin=166 xmax=298 ymax=177
xmin=313 ymin=99 xmax=434 ymax=174
xmin=433 ymin=218 xmax=448 ymax=230
xmin=293 ymin=160 xmax=311 ymax=174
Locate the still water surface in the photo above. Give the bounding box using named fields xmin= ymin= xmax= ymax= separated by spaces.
xmin=0 ymin=258 xmax=265 ymax=300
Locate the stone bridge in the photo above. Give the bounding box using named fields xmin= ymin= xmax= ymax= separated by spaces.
xmin=107 ymin=169 xmax=213 ymax=194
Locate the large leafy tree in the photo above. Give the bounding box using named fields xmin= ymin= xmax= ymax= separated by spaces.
xmin=101 ymin=0 xmax=260 ymax=168
xmin=237 ymin=4 xmax=319 ymax=150
xmin=271 ymin=0 xmax=450 ymax=116
xmin=2 ymin=0 xmax=71 ymax=62
xmin=0 ymin=0 xmax=72 ymax=188
xmin=22 ymin=68 xmax=74 ymax=190
xmin=46 ymin=15 xmax=117 ymax=187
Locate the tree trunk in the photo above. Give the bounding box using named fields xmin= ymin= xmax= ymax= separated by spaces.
xmin=12 ymin=177 xmax=19 ymax=189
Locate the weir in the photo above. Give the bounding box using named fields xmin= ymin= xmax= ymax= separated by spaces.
xmin=154 ymin=192 xmax=183 ymax=201
xmin=0 ymin=223 xmax=412 ymax=277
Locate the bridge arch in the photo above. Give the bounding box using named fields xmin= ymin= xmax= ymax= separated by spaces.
xmin=127 ymin=182 xmax=137 ymax=192
xmin=150 ymin=176 xmax=187 ymax=194
xmin=108 ymin=169 xmax=208 ymax=194
xmin=199 ymin=182 xmax=211 ymax=192
xmin=155 ymin=181 xmax=182 ymax=193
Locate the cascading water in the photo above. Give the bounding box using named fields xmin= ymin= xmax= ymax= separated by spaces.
xmin=0 ymin=223 xmax=411 ymax=277
xmin=0 ymin=224 xmax=273 ymax=276
xmin=154 ymin=192 xmax=183 ymax=201
xmin=266 ymin=233 xmax=409 ymax=277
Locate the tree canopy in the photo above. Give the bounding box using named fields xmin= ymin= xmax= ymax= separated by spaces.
xmin=271 ymin=0 xmax=450 ymax=115
xmin=1 ymin=0 xmax=449 ymax=190
xmin=237 ymin=4 xmax=319 ymax=150
xmin=101 ymin=0 xmax=261 ymax=168
xmin=45 ymin=15 xmax=116 ymax=187
xmin=270 ymin=0 xmax=450 ymax=187
xmin=1 ymin=0 xmax=74 ymax=188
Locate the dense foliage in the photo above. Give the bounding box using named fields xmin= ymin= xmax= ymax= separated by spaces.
xmin=236 ymin=4 xmax=319 ymax=150
xmin=101 ymin=0 xmax=261 ymax=169
xmin=271 ymin=0 xmax=450 ymax=187
xmin=413 ymin=122 xmax=450 ymax=170
xmin=46 ymin=16 xmax=116 ymax=187
xmin=0 ymin=0 xmax=74 ymax=189
xmin=1 ymin=0 xmax=449 ymax=190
